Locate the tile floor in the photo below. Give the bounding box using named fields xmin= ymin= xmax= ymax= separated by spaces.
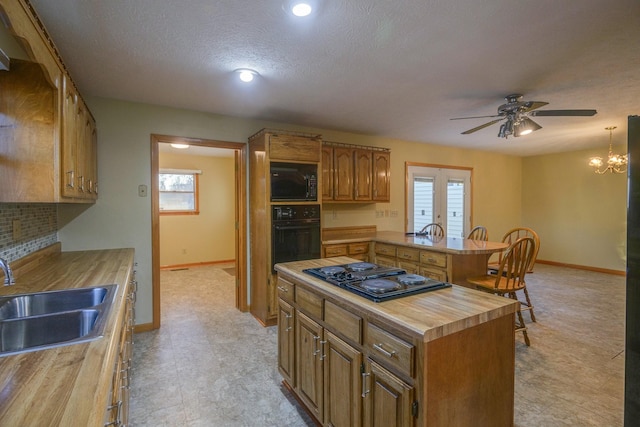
xmin=129 ymin=263 xmax=625 ymax=426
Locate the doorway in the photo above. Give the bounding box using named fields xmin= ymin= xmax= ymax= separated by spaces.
xmin=406 ymin=163 xmax=472 ymax=237
xmin=150 ymin=134 xmax=247 ymax=329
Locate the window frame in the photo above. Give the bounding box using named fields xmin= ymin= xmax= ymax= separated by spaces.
xmin=159 ymin=171 xmax=200 ymax=216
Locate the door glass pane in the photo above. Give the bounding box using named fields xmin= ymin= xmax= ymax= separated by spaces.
xmin=447 ymin=179 xmax=464 ymax=237
xmin=413 ymin=177 xmax=434 ymax=232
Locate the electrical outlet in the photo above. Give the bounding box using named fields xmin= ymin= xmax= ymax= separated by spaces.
xmin=12 ymin=219 xmax=21 ymax=241
xmin=391 ymin=210 xmax=398 ymax=217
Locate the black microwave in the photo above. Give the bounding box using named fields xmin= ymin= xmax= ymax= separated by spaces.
xmin=270 ymin=162 xmax=318 ymax=201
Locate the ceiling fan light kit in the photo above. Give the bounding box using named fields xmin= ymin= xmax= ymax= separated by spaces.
xmin=452 ymin=94 xmax=597 ymax=139
xmin=589 ymin=126 xmax=627 ymax=174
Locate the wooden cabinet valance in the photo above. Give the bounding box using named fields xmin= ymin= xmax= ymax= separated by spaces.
xmin=322 ymin=142 xmax=390 ymax=203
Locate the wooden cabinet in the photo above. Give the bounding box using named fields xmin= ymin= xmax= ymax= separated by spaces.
xmin=354 ymin=149 xmax=373 ymax=201
xmin=105 ymin=270 xmax=136 ymax=426
xmin=62 ymin=78 xmax=98 ymax=200
xmin=278 ymin=299 xmax=296 ymax=386
xmin=323 ymin=143 xmax=390 ymax=203
xmin=277 ymin=273 xmax=417 ymax=427
xmin=374 ymin=242 xmax=450 ymax=282
xmin=372 ymin=151 xmax=391 ymax=202
xmin=248 ymin=128 xmax=322 ymax=326
xmin=363 ymin=360 xmax=414 ymax=427
xmin=296 ymin=311 xmax=325 ymax=422
xmin=0 ymin=0 xmax=97 ymax=203
xmin=323 ymin=241 xmax=370 ymax=262
xmin=324 ymin=331 xmax=363 ymax=427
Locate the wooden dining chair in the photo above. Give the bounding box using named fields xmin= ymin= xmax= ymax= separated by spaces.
xmin=467 ymin=226 xmax=488 ymax=241
xmin=418 ymin=223 xmax=444 ymax=238
xmin=487 ymin=227 xmax=539 ymax=322
xmin=467 ymin=236 xmax=535 ymax=346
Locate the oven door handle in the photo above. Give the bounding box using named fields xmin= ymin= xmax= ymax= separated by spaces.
xmin=273 ymin=224 xmax=319 ymax=231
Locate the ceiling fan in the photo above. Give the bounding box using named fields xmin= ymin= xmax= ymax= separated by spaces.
xmin=451 ymin=94 xmax=597 ymax=138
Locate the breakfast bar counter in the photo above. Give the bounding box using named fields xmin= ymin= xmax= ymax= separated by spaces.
xmin=275 ymin=256 xmax=518 ymax=426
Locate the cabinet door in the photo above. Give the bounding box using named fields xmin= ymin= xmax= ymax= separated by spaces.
xmin=333 ymin=147 xmax=354 ymax=200
xmin=363 ymin=360 xmax=414 ymax=427
xmin=61 ymin=77 xmax=78 ymax=198
xmin=278 ymin=299 xmax=296 ymax=386
xmin=372 ymin=151 xmax=390 ymax=202
xmin=75 ymin=99 xmax=88 ymax=195
xmin=296 ymin=312 xmax=324 ymax=423
xmin=322 ymin=145 xmax=334 ymax=201
xmin=354 ymin=149 xmax=373 ymax=201
xmin=324 ymin=331 xmax=363 ymax=427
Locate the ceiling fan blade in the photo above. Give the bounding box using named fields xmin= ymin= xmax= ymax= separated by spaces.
xmin=522 ymin=101 xmax=549 ymax=112
xmin=450 ymin=114 xmax=502 ymax=121
xmin=461 ymin=119 xmax=503 ymax=135
xmin=529 ymin=109 xmax=597 ymax=117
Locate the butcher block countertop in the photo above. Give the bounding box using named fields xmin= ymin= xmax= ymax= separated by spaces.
xmin=324 ymin=230 xmax=509 ymax=255
xmin=0 ymin=246 xmax=135 ymax=426
xmin=275 ymin=256 xmax=518 ymax=342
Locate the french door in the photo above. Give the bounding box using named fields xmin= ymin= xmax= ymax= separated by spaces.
xmin=406 ymin=165 xmax=471 ymax=237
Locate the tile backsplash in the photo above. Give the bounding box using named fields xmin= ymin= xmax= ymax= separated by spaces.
xmin=0 ymin=204 xmax=58 ymax=262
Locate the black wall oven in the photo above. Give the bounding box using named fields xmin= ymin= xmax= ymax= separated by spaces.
xmin=270 ymin=162 xmax=317 ymax=202
xmin=272 ymin=204 xmax=321 ymax=271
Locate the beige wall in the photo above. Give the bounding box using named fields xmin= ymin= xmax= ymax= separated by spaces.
xmin=56 ymin=96 xmax=623 ymax=325
xmin=522 ymin=146 xmax=627 ymax=271
xmin=159 ymin=151 xmax=235 ymax=267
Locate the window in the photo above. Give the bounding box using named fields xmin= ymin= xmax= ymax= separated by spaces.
xmin=159 ymin=170 xmax=200 ymax=214
xmin=406 ymin=165 xmax=471 ymax=237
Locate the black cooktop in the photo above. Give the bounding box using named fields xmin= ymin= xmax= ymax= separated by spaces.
xmin=303 ymin=262 xmax=451 ymax=302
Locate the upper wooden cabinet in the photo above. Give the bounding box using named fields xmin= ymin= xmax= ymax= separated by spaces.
xmin=323 ymin=142 xmax=391 ymax=203
xmin=0 ymin=0 xmax=97 ymax=203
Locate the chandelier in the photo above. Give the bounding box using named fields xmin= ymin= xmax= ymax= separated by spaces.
xmin=588 ymin=126 xmax=627 ymax=174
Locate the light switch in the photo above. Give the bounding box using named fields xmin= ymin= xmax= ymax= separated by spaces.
xmin=138 ymin=185 xmax=148 ymax=197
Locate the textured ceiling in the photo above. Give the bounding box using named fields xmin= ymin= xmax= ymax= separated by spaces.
xmin=26 ymin=0 xmax=640 ymax=156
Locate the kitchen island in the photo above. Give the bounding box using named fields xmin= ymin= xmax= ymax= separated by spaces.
xmin=275 ymin=256 xmax=518 ymax=427
xmin=0 ymin=244 xmax=135 ymax=426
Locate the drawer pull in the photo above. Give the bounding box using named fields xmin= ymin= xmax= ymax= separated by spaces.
xmin=373 ymin=343 xmax=397 ymax=358
xmin=277 ymin=286 xmax=289 ymax=293
xmin=361 ymin=371 xmax=371 ymax=397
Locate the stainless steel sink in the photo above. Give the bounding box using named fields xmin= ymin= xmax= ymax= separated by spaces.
xmin=0 ymin=285 xmax=117 ymax=357
xmin=0 ymin=285 xmax=114 ymax=320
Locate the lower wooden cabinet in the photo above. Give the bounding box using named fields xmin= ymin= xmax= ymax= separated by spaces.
xmin=278 ymin=274 xmax=416 ymax=427
xmin=324 ymin=331 xmax=363 ymax=427
xmin=323 ymin=241 xmax=370 ymax=262
xmin=105 ymin=274 xmax=136 ymax=426
xmin=374 ymin=242 xmax=449 ymax=282
xmin=296 ymin=312 xmax=324 ymax=422
xmin=363 ymin=360 xmax=414 ymax=427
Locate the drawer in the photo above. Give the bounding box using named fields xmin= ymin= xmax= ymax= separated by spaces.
xmin=375 ymin=255 xmax=396 ymax=268
xmin=419 ymin=266 xmax=447 ymax=282
xmin=365 ymin=323 xmax=414 ymax=377
xmin=348 ymin=242 xmax=369 ymax=255
xmin=397 ymin=247 xmax=419 ymax=262
xmin=374 ymin=243 xmax=397 ymax=257
xmin=420 ymin=250 xmax=447 ymax=268
xmin=397 ymin=260 xmax=419 ymax=274
xmin=295 ymin=286 xmax=323 ymax=319
xmin=324 ymin=244 xmax=348 ymax=257
xmin=277 ymin=277 xmax=295 ymax=303
xmin=324 ymin=300 xmax=362 ymax=344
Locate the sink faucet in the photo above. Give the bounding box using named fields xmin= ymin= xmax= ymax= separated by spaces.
xmin=0 ymin=257 xmax=15 ymax=286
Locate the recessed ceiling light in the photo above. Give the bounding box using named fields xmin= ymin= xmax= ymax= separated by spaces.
xmin=291 ymin=2 xmax=312 ymax=17
xmin=235 ymin=68 xmax=258 ymax=83
xmin=171 ymin=143 xmax=189 ymax=149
